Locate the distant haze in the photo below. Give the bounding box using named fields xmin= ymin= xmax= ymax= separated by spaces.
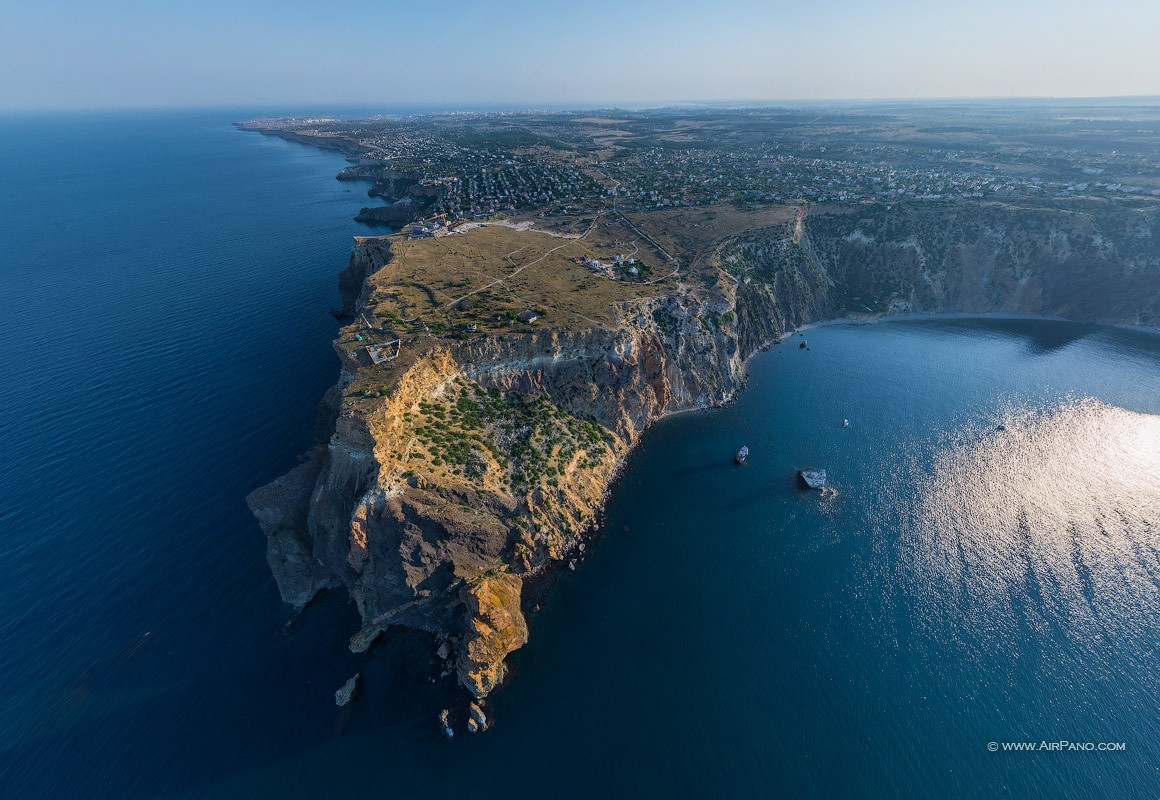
xmin=3 ymin=0 xmax=1159 ymax=111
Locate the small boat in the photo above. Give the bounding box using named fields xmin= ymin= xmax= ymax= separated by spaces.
xmin=735 ymin=445 xmax=749 ymax=465
xmin=842 ymin=419 xmax=850 ymax=427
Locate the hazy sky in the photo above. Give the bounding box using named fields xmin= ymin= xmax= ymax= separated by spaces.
xmin=3 ymin=0 xmax=1158 ymax=110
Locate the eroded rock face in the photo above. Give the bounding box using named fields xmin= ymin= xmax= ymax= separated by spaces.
xmin=723 ymin=202 xmax=1160 ymax=325
xmin=337 ymin=237 xmax=393 ymax=317
xmin=457 ymin=574 xmax=529 ymax=698
xmin=355 ymin=201 xmax=424 ymax=229
xmin=246 ymin=446 xmax=334 ymax=607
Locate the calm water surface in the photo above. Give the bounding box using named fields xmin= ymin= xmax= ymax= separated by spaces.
xmin=1 ymin=113 xmax=1158 ymax=799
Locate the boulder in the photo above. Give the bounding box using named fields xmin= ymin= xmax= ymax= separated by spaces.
xmin=468 ymin=702 xmax=488 ymax=733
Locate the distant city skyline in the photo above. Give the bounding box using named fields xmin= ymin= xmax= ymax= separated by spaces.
xmin=3 ymin=0 xmax=1159 ymax=111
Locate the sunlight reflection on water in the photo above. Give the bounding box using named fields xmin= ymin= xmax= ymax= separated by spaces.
xmin=897 ymin=398 xmax=1160 ymax=655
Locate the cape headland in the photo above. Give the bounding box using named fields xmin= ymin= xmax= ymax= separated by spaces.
xmin=242 ymin=108 xmax=1160 ymax=711
xmin=248 ymin=199 xmax=1160 ymax=700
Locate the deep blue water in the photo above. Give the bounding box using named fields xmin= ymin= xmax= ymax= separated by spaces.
xmin=2 ymin=112 xmax=1159 ymax=799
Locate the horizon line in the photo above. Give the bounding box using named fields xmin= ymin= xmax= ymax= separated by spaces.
xmin=4 ymin=94 xmax=1160 ymax=116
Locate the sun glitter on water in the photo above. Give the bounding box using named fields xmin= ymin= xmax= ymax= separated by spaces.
xmin=898 ymin=398 xmax=1160 ymax=650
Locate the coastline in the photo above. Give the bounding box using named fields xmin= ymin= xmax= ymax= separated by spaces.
xmin=796 ymin=312 xmax=1160 ymax=340
xmin=239 ymin=122 xmax=1160 ymax=717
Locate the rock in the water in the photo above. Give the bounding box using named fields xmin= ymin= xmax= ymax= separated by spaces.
xmin=798 ymin=467 xmax=827 ymax=490
xmin=335 ymin=673 xmax=360 ymax=707
xmin=436 ymin=640 xmax=452 ymax=661
xmin=468 ymin=702 xmax=488 ymax=732
xmin=439 ymin=709 xmax=454 ymax=738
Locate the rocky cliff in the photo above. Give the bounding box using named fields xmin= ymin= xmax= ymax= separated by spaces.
xmin=249 ymin=198 xmax=1160 ymax=704
xmin=720 ymin=201 xmax=1160 ymax=325
xmin=355 ymin=169 xmax=439 ymax=227
xmin=335 ymin=237 xmax=393 ymax=318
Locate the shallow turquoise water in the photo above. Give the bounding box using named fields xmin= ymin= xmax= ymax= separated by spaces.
xmin=1 ymin=112 xmax=1158 ymax=799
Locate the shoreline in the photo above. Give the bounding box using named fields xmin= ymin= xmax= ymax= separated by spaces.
xmin=795 ymin=310 xmax=1160 ymax=337
xmin=241 ymin=119 xmax=1160 ymax=709
xmin=519 ymin=304 xmax=1160 ymax=598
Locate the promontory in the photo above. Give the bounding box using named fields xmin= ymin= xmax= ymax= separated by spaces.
xmin=243 ymin=107 xmax=1160 ymax=705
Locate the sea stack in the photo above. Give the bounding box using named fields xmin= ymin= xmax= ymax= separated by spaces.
xmin=798 ymin=467 xmax=827 ymax=490
xmin=335 ymin=673 xmax=360 ymax=707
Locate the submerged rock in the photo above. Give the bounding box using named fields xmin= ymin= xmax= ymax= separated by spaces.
xmin=335 ymin=673 xmax=360 ymax=707
xmin=798 ymin=467 xmax=827 ymax=490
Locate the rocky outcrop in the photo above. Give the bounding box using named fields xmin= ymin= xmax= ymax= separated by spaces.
xmin=337 ymin=165 xmax=384 ymax=182
xmin=336 ymin=237 xmax=392 ymax=318
xmin=354 ymin=171 xmax=440 ymax=227
xmin=355 ymin=200 xmax=426 ymax=229
xmin=457 ymin=574 xmax=528 ymax=697
xmin=335 ymin=673 xmax=359 ymax=706
xmin=366 ymin=171 xmax=423 ymax=202
xmin=250 ymin=198 xmax=1160 ymax=706
xmin=246 ymin=446 xmax=335 ymax=607
xmin=467 ymin=701 xmax=488 ymax=733
xmin=798 ymin=468 xmax=827 ymax=490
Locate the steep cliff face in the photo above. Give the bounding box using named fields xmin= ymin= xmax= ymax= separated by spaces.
xmin=798 ymin=202 xmax=1160 ymax=325
xmin=250 ymin=199 xmax=1160 ymax=704
xmin=718 ymin=202 xmax=1160 ymax=327
xmin=365 ymin=170 xmax=422 ymax=202
xmin=355 ymin=169 xmax=439 ymax=226
xmin=336 ymin=237 xmax=393 ymax=317
xmin=355 ymin=201 xmax=429 ymax=229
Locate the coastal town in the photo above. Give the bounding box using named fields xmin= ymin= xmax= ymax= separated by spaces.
xmin=240 ymin=106 xmax=1160 ymax=224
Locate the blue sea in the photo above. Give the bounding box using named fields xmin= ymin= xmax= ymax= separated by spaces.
xmin=1 ymin=111 xmax=1158 ymax=799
